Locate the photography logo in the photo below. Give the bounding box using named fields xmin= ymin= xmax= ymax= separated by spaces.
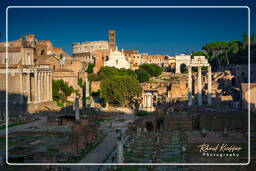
xmin=197 ymin=143 xmax=242 ymax=158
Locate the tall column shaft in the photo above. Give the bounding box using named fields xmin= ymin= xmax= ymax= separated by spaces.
xmin=43 ymin=72 xmax=45 ymax=102
xmin=188 ymin=66 xmax=192 ymax=106
xmin=175 ymin=63 xmax=180 ymax=74
xmin=117 ymin=140 xmax=124 ymax=163
xmin=38 ymin=72 xmax=41 ymax=103
xmin=19 ymin=72 xmax=23 ymax=104
xmin=34 ymin=72 xmax=38 ymax=103
xmin=198 ymin=67 xmax=202 ymax=106
xmin=45 ymin=72 xmax=48 ymax=101
xmin=49 ymin=72 xmax=52 ymax=101
xmin=27 ymin=73 xmax=31 ymax=103
xmin=41 ymin=72 xmax=44 ymax=102
xmin=207 ymin=66 xmax=212 ymax=105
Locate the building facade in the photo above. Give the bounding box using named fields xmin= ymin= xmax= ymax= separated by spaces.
xmin=0 ymin=34 xmax=52 ymax=107
xmin=104 ymin=49 xmax=130 ymax=69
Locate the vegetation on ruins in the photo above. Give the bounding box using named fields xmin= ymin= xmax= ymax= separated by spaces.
xmin=87 ymin=67 xmax=139 ymax=106
xmin=88 ymin=67 xmax=142 ymax=107
xmin=193 ymin=32 xmax=256 ymax=68
xmin=52 ymin=79 xmax=75 ymax=106
xmin=100 ymin=74 xmax=142 ymax=107
xmin=78 ymin=78 xmax=85 ymax=88
xmin=135 ymin=111 xmax=148 ymax=117
xmin=88 ymin=73 xmax=100 ymax=82
xmin=86 ymin=63 xmax=95 ymax=73
xmin=136 ymin=69 xmax=150 ymax=83
xmin=135 ymin=64 xmax=162 ymax=83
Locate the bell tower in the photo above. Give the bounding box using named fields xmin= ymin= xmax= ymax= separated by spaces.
xmin=108 ymin=29 xmax=116 ymax=52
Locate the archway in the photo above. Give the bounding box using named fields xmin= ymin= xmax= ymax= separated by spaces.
xmin=180 ymin=63 xmax=187 ymax=73
xmin=145 ymin=121 xmax=154 ymax=132
xmin=41 ymin=49 xmax=46 ymax=55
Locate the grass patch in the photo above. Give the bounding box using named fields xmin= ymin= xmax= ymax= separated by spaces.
xmin=47 ymin=148 xmax=59 ymax=153
xmin=95 ymin=118 xmax=106 ymax=126
xmin=135 ymin=111 xmax=148 ymax=117
xmin=0 ymin=122 xmax=26 ymax=130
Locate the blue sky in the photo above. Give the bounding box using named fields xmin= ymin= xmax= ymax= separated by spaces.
xmin=0 ymin=0 xmax=255 ymax=56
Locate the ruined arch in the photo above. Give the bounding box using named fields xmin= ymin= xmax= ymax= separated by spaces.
xmin=180 ymin=63 xmax=187 ymax=73
xmin=41 ymin=49 xmax=46 ymax=55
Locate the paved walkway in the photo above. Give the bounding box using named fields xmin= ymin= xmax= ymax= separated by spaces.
xmin=70 ymin=130 xmax=117 ymax=171
xmin=0 ymin=117 xmax=46 ymax=137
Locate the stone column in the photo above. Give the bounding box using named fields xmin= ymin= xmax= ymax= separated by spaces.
xmin=49 ymin=72 xmax=52 ymax=101
xmin=188 ymin=66 xmax=192 ymax=106
xmin=41 ymin=72 xmax=44 ymax=102
xmin=75 ymin=98 xmax=80 ymax=121
xmin=198 ymin=67 xmax=202 ymax=106
xmin=207 ymin=66 xmax=212 ymax=105
xmin=175 ymin=63 xmax=180 ymax=74
xmin=147 ymin=95 xmax=151 ymax=108
xmin=43 ymin=72 xmax=46 ymax=102
xmin=27 ymin=73 xmax=31 ymax=103
xmin=86 ymin=78 xmax=89 ymax=97
xmin=34 ymin=72 xmax=38 ymax=103
xmin=46 ymin=72 xmax=49 ymax=101
xmin=144 ymin=94 xmax=147 ymax=108
xmin=19 ymin=72 xmax=23 ymax=104
xmin=116 ymin=131 xmax=124 ymax=163
xmin=38 ymin=72 xmax=41 ymax=103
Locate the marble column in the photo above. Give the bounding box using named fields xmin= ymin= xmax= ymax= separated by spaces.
xmin=175 ymin=63 xmax=180 ymax=74
xmin=207 ymin=66 xmax=212 ymax=105
xmin=198 ymin=67 xmax=202 ymax=106
xmin=75 ymin=98 xmax=80 ymax=121
xmin=43 ymin=72 xmax=46 ymax=102
xmin=150 ymin=95 xmax=153 ymax=107
xmin=45 ymin=72 xmax=48 ymax=101
xmin=27 ymin=73 xmax=31 ymax=103
xmin=41 ymin=72 xmax=44 ymax=102
xmin=46 ymin=72 xmax=49 ymax=101
xmin=49 ymin=72 xmax=52 ymax=101
xmin=86 ymin=78 xmax=89 ymax=97
xmin=144 ymin=94 xmax=147 ymax=108
xmin=188 ymin=66 xmax=192 ymax=106
xmin=147 ymin=95 xmax=151 ymax=108
xmin=38 ymin=72 xmax=41 ymax=103
xmin=19 ymin=72 xmax=23 ymax=104
xmin=34 ymin=72 xmax=38 ymax=103
xmin=116 ymin=132 xmax=124 ymax=163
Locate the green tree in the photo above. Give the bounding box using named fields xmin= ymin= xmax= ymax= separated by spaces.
xmin=100 ymin=75 xmax=142 ymax=107
xmin=88 ymin=73 xmax=100 ymax=82
xmin=87 ymin=63 xmax=95 ymax=73
xmin=136 ymin=69 xmax=150 ymax=83
xmin=52 ymin=79 xmax=74 ymax=104
xmin=138 ymin=64 xmax=162 ymax=77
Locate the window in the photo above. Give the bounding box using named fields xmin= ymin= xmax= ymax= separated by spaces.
xmin=116 ymin=60 xmax=118 ymax=65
